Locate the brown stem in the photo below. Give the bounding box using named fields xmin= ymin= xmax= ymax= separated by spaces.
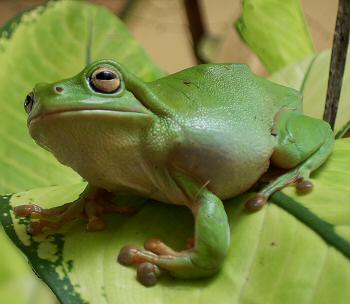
xmin=119 ymin=0 xmax=139 ymax=20
xmin=323 ymin=0 xmax=350 ymax=130
xmin=183 ymin=0 xmax=207 ymax=64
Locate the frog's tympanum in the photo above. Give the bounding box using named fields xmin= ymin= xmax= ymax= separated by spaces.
xmin=15 ymin=60 xmax=334 ymax=286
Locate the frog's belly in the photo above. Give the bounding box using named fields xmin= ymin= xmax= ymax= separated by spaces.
xmin=76 ymin=157 xmax=156 ymax=196
xmin=57 ymin=147 xmax=171 ymax=202
xmin=171 ymin=129 xmax=274 ymax=200
xmin=57 ymin=139 xmax=162 ymax=197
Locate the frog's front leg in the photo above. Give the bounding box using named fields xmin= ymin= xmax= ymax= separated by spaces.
xmin=13 ymin=185 xmax=138 ymax=235
xmin=246 ymin=111 xmax=334 ymax=211
xmin=118 ymin=173 xmax=230 ymax=286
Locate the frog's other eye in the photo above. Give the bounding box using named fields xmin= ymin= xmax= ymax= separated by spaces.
xmin=89 ymin=67 xmax=121 ymax=94
xmin=24 ymin=92 xmax=34 ymax=114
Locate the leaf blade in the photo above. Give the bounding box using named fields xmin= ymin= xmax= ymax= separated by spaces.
xmin=236 ymin=0 xmax=314 ymax=72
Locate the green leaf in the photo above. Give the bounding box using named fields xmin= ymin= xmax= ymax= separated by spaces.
xmin=269 ymin=49 xmax=350 ymax=135
xmin=0 ymin=226 xmax=59 ymax=304
xmin=1 ymin=139 xmax=350 ymax=303
xmin=273 ymin=139 xmax=350 ymax=245
xmin=0 ymin=0 xmax=164 ymax=195
xmin=236 ymin=0 xmax=314 ymax=72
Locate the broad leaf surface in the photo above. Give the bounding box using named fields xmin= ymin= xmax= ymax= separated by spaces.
xmin=0 ymin=1 xmax=163 ymax=303
xmin=0 ymin=226 xmax=58 ymax=304
xmin=1 ymin=139 xmax=350 ymax=304
xmin=236 ymin=0 xmax=314 ymax=72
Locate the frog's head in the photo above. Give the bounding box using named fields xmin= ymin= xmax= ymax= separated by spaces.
xmin=23 ymin=59 xmax=157 ymax=163
xmin=25 ymin=59 xmax=155 ymax=124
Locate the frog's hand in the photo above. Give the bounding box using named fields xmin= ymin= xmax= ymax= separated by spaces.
xmin=245 ymin=111 xmax=334 ymax=211
xmin=118 ymin=173 xmax=230 ymax=286
xmin=13 ymin=185 xmax=138 ymax=234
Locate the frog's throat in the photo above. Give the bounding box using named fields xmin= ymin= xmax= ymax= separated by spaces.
xmin=27 ymin=107 xmax=149 ymax=126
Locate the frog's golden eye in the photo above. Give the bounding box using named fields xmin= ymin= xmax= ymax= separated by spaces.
xmin=90 ymin=67 xmax=121 ymax=94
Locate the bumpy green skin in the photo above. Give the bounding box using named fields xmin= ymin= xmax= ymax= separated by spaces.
xmin=26 ymin=60 xmax=334 ymax=284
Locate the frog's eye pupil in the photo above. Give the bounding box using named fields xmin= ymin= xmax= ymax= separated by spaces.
xmin=95 ymin=71 xmax=116 ymax=80
xmin=90 ymin=67 xmax=121 ymax=94
xmin=24 ymin=92 xmax=34 ymax=114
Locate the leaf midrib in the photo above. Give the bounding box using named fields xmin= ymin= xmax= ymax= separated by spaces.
xmin=271 ymin=192 xmax=350 ymax=260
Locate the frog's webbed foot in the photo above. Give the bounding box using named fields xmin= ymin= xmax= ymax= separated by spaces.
xmin=294 ymin=178 xmax=314 ymax=192
xmin=245 ymin=177 xmax=314 ymax=211
xmin=13 ymin=186 xmax=139 ymax=235
xmin=245 ymin=111 xmax=334 ymax=212
xmin=117 ymin=174 xmax=230 ymax=287
xmin=118 ymin=239 xmax=191 ymax=286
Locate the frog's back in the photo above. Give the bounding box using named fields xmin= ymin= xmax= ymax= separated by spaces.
xmin=147 ymin=63 xmax=302 ymax=122
xmin=147 ymin=64 xmax=303 ymax=199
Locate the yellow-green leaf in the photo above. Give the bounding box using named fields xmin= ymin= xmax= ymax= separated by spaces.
xmin=236 ymin=0 xmax=314 ymax=72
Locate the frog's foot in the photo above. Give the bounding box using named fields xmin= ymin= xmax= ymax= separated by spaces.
xmin=245 ymin=111 xmax=334 ymax=212
xmin=118 ymin=239 xmax=184 ymax=286
xmin=14 ymin=199 xmax=105 ymax=235
xmin=245 ymin=194 xmax=268 ymax=211
xmin=13 ymin=187 xmax=138 ymax=235
xmin=293 ymin=178 xmax=314 ymax=193
xmin=118 ymin=240 xmax=201 ymax=286
xmin=245 ymin=176 xmax=314 ymax=212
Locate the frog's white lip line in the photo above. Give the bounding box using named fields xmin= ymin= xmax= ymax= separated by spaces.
xmin=28 ymin=108 xmax=149 ymax=124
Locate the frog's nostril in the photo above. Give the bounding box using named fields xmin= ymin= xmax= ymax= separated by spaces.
xmin=24 ymin=92 xmax=34 ymax=114
xmin=55 ymin=86 xmax=64 ymax=93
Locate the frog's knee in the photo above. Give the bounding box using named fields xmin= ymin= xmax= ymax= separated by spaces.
xmin=271 ymin=111 xmax=329 ymax=169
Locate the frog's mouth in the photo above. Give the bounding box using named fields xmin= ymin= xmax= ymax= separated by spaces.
xmin=28 ymin=107 xmax=151 ymax=126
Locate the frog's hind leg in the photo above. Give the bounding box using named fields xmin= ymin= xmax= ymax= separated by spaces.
xmin=13 ymin=185 xmax=138 ymax=235
xmin=117 ymin=173 xmax=230 ymax=286
xmin=245 ymin=111 xmax=334 ymax=211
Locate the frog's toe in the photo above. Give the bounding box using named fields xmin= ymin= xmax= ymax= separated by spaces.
xmin=14 ymin=202 xmax=76 ymax=235
xmin=245 ymin=194 xmax=267 ymax=212
xmin=118 ymin=245 xmax=145 ymax=266
xmin=137 ymin=262 xmax=160 ymax=287
xmin=295 ymin=179 xmax=313 ymax=193
xmin=14 ymin=204 xmax=42 ymax=218
xmin=26 ymin=221 xmax=44 ymax=235
xmin=14 ymin=204 xmax=68 ymax=219
xmin=26 ymin=220 xmax=62 ymax=235
xmin=144 ymin=239 xmax=182 ymax=256
xmin=86 ymin=216 xmax=106 ymax=232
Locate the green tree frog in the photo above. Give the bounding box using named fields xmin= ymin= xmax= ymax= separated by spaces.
xmin=14 ymin=60 xmax=334 ymax=286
